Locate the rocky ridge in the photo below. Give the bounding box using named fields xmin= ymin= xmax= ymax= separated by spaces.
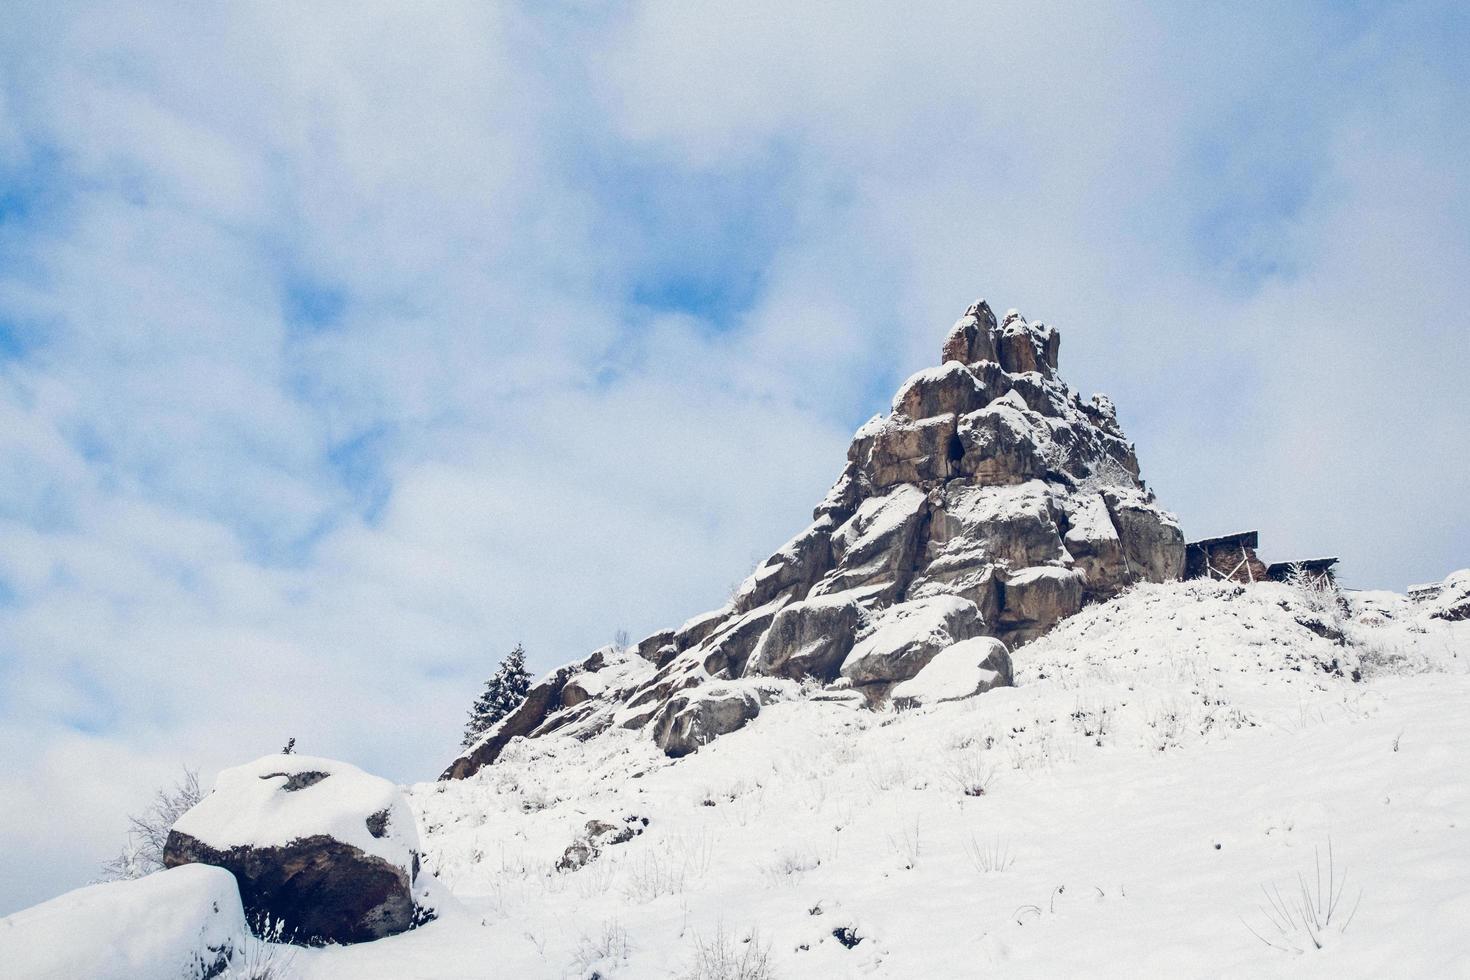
xmin=445 ymin=299 xmax=1185 ymax=779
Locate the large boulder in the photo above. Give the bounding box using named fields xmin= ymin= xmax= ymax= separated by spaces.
xmin=652 ymin=681 xmax=773 ymax=758
xmin=892 ymin=362 xmax=989 ymax=420
xmin=744 ymin=592 xmax=865 ymax=681
xmin=730 ymin=518 xmax=835 ymax=615
xmin=164 ymin=755 xmax=426 ymax=946
xmin=840 ymin=595 xmax=986 ymax=685
xmin=0 ymin=865 xmax=248 ymax=980
xmin=1060 ymin=491 xmax=1131 ymax=598
xmin=858 ymin=414 xmax=960 ymax=489
xmin=891 ymin=637 xmax=1013 ymax=709
xmin=997 ymin=566 xmax=1086 ymax=645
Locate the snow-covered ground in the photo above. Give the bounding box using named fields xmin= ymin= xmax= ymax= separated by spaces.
xmin=274 ymin=580 xmax=1470 ymax=979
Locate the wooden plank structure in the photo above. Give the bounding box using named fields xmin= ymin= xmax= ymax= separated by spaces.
xmin=1184 ymin=531 xmax=1269 ymax=584
xmin=1408 ymin=582 xmax=1444 ymax=604
xmin=1266 ymin=558 xmax=1339 ymax=589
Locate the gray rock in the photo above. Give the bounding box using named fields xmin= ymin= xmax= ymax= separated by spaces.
xmin=954 ymin=395 xmax=1049 ymax=485
xmin=941 ymin=300 xmax=1000 ymax=365
xmin=997 ymin=566 xmax=1085 ymax=645
xmin=556 ymin=818 xmax=641 ymax=872
xmin=744 ymin=593 xmax=864 ymax=681
xmin=731 ymin=518 xmax=835 ymax=615
xmin=858 ymin=414 xmax=959 ymax=489
xmin=891 ymin=637 xmax=1013 ymax=708
xmin=1102 ymin=487 xmax=1186 ymax=583
xmin=811 ymin=484 xmax=929 ymax=600
xmin=840 ymin=595 xmax=986 ymax=685
xmin=653 ymin=684 xmax=764 ymax=758
xmin=891 ymin=362 xmax=989 ymax=421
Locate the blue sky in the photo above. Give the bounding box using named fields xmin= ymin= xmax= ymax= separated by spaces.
xmin=1 ymin=0 xmax=1468 ymax=913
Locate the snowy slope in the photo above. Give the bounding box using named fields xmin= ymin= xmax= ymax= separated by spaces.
xmin=281 ymin=581 xmax=1469 ymax=979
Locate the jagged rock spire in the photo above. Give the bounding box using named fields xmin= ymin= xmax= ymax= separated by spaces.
xmin=444 ymin=295 xmax=1186 ymax=779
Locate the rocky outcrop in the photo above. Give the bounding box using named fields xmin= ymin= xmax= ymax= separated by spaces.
xmin=443 ymin=295 xmax=1185 ymax=777
xmin=164 ymin=755 xmax=428 ymax=946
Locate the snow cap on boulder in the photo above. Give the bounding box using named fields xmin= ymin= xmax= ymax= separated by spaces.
xmin=0 ymin=864 xmax=247 ymax=980
xmin=165 ymin=754 xmax=425 ymax=945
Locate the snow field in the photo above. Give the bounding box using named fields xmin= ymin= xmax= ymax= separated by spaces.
xmin=288 ymin=580 xmax=1469 ymax=979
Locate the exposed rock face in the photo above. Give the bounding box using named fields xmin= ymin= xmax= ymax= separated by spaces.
xmin=164 ymin=755 xmax=428 ymax=946
xmin=745 ymin=593 xmax=863 ymax=681
xmin=443 ymin=296 xmax=1184 ymax=777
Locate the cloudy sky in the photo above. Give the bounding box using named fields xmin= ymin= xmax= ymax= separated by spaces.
xmin=2 ymin=1 xmax=1467 ymax=913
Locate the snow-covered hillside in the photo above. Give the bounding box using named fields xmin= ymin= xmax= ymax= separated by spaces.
xmin=272 ymin=580 xmax=1469 ymax=979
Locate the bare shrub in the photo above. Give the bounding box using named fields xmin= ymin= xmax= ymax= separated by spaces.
xmin=572 ymin=919 xmax=631 ymax=975
xmin=623 ymin=852 xmax=687 ymax=903
xmin=101 ymin=767 xmax=202 ymax=880
xmin=943 ymin=747 xmax=992 ymax=797
xmin=1242 ymin=841 xmax=1363 ymax=954
xmin=886 ymin=817 xmax=922 ymax=871
xmin=220 ymin=916 xmax=296 ymax=980
xmin=761 ymin=846 xmax=821 ymax=886
xmin=964 ymin=835 xmax=1015 ymax=873
xmin=685 ymin=922 xmax=774 ymax=980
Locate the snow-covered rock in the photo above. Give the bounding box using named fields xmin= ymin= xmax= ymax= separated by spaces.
xmin=891 ymin=636 xmax=1012 ymax=708
xmin=651 ymin=679 xmax=792 ymax=758
xmin=1428 ymin=568 xmax=1470 ymax=621
xmin=841 ymin=595 xmax=986 ymax=686
xmin=744 ymin=592 xmax=864 ymax=681
xmin=164 ymin=754 xmax=426 ymax=945
xmin=0 ymin=865 xmax=248 ymax=980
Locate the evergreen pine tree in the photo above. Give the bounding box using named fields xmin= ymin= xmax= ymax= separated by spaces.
xmin=462 ymin=644 xmax=533 ymax=747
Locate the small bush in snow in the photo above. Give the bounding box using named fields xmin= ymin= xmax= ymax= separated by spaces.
xmin=685 ymin=922 xmax=774 ymax=980
xmin=572 ymin=919 xmax=631 ymax=975
xmin=761 ymin=847 xmax=821 ymax=885
xmin=886 ymin=818 xmax=922 ymax=871
xmin=964 ymin=835 xmax=1015 ymax=874
xmin=100 ymin=767 xmax=202 ymax=881
xmin=943 ymin=747 xmax=992 ymax=797
xmin=1242 ymin=840 xmax=1363 ymax=954
xmin=623 ymin=852 xmax=687 ymax=903
xmin=220 ymin=916 xmax=296 ymax=980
